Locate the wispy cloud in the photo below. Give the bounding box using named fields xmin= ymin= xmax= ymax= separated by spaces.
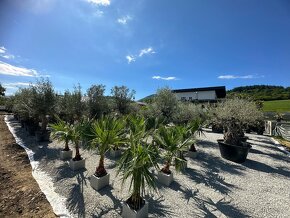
xmin=0 ymin=46 xmax=6 ymax=54
xmin=117 ymin=15 xmax=132 ymax=25
xmin=126 ymin=47 xmax=155 ymax=64
xmin=3 ymin=82 xmax=31 ymax=89
xmin=126 ymin=55 xmax=135 ymax=64
xmin=139 ymin=47 xmax=155 ymax=57
xmin=152 ymin=76 xmax=178 ymax=81
xmin=86 ymin=0 xmax=110 ymax=6
xmin=0 ymin=46 xmax=15 ymax=59
xmin=218 ymin=74 xmax=264 ymax=79
xmin=0 ymin=61 xmax=39 ymax=77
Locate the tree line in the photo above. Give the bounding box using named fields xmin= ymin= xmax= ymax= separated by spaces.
xmin=227 ymin=85 xmax=290 ymax=101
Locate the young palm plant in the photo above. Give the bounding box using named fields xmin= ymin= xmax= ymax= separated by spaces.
xmin=71 ymin=118 xmax=92 ymax=161
xmin=154 ymin=125 xmax=194 ymax=174
xmin=89 ymin=116 xmax=127 ymax=177
xmin=186 ymin=119 xmax=204 ymax=152
xmin=50 ymin=118 xmax=73 ymax=151
xmin=117 ymin=124 xmax=159 ymax=216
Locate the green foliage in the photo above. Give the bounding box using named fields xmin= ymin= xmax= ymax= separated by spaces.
xmin=87 ymin=116 xmax=127 ymax=176
xmin=50 ymin=118 xmax=74 ymax=150
xmin=0 ymin=83 xmax=5 ymax=96
xmin=154 ymin=125 xmax=194 ymax=173
xmin=263 ymin=100 xmax=290 ymax=112
xmin=211 ymin=98 xmax=263 ymax=145
xmin=154 ymin=87 xmax=178 ymax=122
xmin=57 ymin=84 xmax=85 ymax=123
xmin=117 ymin=123 xmax=159 ymax=209
xmin=173 ymin=102 xmax=208 ymax=124
xmin=228 ymin=85 xmax=290 ymax=101
xmin=87 ymin=84 xmax=108 ymax=119
xmin=111 ymin=85 xmax=136 ymax=114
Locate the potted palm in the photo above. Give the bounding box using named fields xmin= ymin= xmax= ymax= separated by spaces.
xmin=117 ymin=126 xmax=159 ymax=218
xmin=154 ymin=125 xmax=194 ymax=186
xmin=88 ymin=116 xmax=126 ymax=191
xmin=50 ymin=118 xmax=73 ymax=160
xmin=186 ymin=119 xmax=204 ymax=158
xmin=68 ymin=119 xmax=90 ymax=170
xmin=213 ymin=98 xmax=263 ymax=163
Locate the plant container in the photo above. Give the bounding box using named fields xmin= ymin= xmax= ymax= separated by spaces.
xmin=69 ymin=158 xmax=86 ymax=171
xmin=60 ymin=150 xmax=73 ymax=160
xmin=157 ymin=171 xmax=173 ymax=186
xmin=110 ymin=149 xmax=122 ymax=158
xmin=35 ymin=130 xmax=51 ymax=142
xmin=187 ymin=150 xmax=198 ymax=158
xmin=90 ymin=173 xmax=110 ymax=191
xmin=217 ymin=139 xmax=251 ymax=163
xmin=122 ymin=199 xmax=148 ymax=218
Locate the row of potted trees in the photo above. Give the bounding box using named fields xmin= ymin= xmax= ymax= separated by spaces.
xmin=50 ymin=115 xmax=203 ymax=217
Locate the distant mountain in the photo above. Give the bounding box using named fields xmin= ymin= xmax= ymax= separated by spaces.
xmin=227 ymin=85 xmax=290 ymax=101
xmin=138 ymin=94 xmax=155 ymax=103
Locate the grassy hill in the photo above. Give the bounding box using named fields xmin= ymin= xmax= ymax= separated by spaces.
xmin=228 ymin=85 xmax=290 ymax=101
xmin=263 ymin=100 xmax=290 ymax=112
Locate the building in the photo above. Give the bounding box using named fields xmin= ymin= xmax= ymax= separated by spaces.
xmin=172 ymin=86 xmax=226 ymax=102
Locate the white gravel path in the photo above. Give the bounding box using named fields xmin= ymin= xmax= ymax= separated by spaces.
xmin=7 ymin=117 xmax=290 ymax=218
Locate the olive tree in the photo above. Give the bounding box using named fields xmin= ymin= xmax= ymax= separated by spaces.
xmin=212 ymin=98 xmax=263 ymax=145
xmin=57 ymin=84 xmax=85 ymax=123
xmin=154 ymin=87 xmax=178 ymax=122
xmin=87 ymin=84 xmax=108 ymax=119
xmin=30 ymin=78 xmax=56 ymax=132
xmin=111 ymin=85 xmax=135 ymax=114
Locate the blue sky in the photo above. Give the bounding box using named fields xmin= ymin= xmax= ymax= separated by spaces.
xmin=0 ymin=0 xmax=290 ymax=99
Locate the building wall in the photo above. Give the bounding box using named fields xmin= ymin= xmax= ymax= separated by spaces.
xmin=174 ymin=90 xmax=216 ymax=101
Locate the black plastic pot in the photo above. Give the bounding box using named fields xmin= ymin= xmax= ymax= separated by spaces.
xmin=217 ymin=139 xmax=251 ymax=163
xmin=35 ymin=130 xmax=51 ymax=142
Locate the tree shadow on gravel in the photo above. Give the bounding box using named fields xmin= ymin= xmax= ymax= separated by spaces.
xmin=197 ymin=150 xmax=245 ymax=176
xmin=242 ymin=159 xmax=290 ymax=178
xmin=91 ymin=186 xmax=122 ymax=217
xmin=196 ymin=197 xmax=250 ymax=218
xmin=250 ymin=148 xmax=290 ymax=163
xmin=54 ymin=164 xmax=88 ymax=182
xmin=197 ymin=140 xmax=220 ymax=149
xmin=148 ymin=195 xmax=175 ymax=217
xmin=184 ymin=168 xmax=237 ymax=195
xmin=67 ymin=171 xmax=87 ymax=218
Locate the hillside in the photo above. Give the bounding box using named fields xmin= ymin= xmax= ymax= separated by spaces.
xmin=227 ymin=85 xmax=290 ymax=101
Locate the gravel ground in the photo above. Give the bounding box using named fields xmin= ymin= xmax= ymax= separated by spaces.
xmin=8 ymin=116 xmax=290 ymax=218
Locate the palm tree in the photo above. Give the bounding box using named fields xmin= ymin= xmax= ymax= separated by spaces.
xmin=88 ymin=116 xmax=126 ymax=177
xmin=186 ymin=119 xmax=204 ymax=152
xmin=70 ymin=118 xmax=92 ymax=161
xmin=117 ymin=125 xmax=159 ymax=211
xmin=154 ymin=125 xmax=194 ymax=174
xmin=50 ymin=118 xmax=73 ymax=151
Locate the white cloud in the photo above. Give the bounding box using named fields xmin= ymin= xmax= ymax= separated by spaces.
xmin=117 ymin=15 xmax=132 ymax=25
xmin=0 ymin=46 xmax=6 ymax=54
xmin=126 ymin=55 xmax=135 ymax=64
xmin=2 ymin=54 xmax=15 ymax=59
xmin=218 ymin=74 xmax=264 ymax=79
xmin=0 ymin=46 xmax=15 ymax=59
xmin=139 ymin=47 xmax=155 ymax=57
xmin=87 ymin=0 xmax=110 ymax=6
xmin=0 ymin=61 xmax=39 ymax=77
xmin=3 ymin=82 xmax=31 ymax=89
xmin=152 ymin=76 xmax=177 ymax=81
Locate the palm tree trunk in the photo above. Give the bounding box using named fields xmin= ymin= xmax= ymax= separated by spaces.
xmin=74 ymin=142 xmax=81 ymax=160
xmin=64 ymin=139 xmax=70 ymax=151
xmin=41 ymin=115 xmax=47 ymax=132
xmin=161 ymin=161 xmax=171 ymax=174
xmin=189 ymin=143 xmax=197 ymax=152
xmin=95 ymin=154 xmax=107 ymax=177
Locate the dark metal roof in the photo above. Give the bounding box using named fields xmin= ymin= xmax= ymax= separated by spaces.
xmin=172 ymin=86 xmax=226 ymax=98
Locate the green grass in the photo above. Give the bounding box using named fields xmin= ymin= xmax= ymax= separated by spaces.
xmin=263 ymin=100 xmax=290 ymax=112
